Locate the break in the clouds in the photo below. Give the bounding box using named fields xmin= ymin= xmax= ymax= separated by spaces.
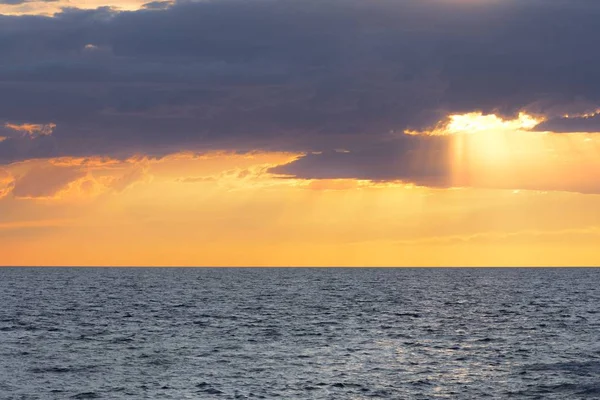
xmin=1 ymin=0 xmax=600 ymax=191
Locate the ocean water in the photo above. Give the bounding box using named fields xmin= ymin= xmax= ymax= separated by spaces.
xmin=1 ymin=268 xmax=600 ymax=399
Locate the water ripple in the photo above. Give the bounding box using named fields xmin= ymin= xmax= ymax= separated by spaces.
xmin=1 ymin=268 xmax=600 ymax=399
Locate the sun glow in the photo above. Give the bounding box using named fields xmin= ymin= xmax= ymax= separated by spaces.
xmin=404 ymin=111 xmax=600 ymax=192
xmin=446 ymin=112 xmax=541 ymax=133
xmin=405 ymin=112 xmax=544 ymax=136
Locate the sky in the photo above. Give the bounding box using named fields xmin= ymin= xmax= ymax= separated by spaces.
xmin=1 ymin=0 xmax=600 ymax=266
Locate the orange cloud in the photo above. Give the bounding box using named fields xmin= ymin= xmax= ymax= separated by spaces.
xmin=0 ymin=0 xmax=147 ymax=16
xmin=0 ymin=168 xmax=14 ymax=199
xmin=11 ymin=165 xmax=85 ymax=199
xmin=109 ymin=165 xmax=152 ymax=192
xmin=4 ymin=122 xmax=56 ymax=137
xmin=48 ymin=157 xmax=123 ymax=168
xmin=179 ymin=166 xmax=278 ymax=189
xmin=3 ymin=156 xmax=153 ymax=200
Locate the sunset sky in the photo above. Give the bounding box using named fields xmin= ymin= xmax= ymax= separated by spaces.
xmin=1 ymin=0 xmax=600 ymax=266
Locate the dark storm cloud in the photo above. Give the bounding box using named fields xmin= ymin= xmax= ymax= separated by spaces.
xmin=1 ymin=0 xmax=600 ymax=174
xmin=270 ymin=135 xmax=453 ymax=187
xmin=141 ymin=1 xmax=172 ymax=10
xmin=535 ymin=114 xmax=600 ymax=133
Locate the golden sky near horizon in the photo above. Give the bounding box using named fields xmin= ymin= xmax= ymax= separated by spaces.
xmin=2 ymin=112 xmax=600 ymax=266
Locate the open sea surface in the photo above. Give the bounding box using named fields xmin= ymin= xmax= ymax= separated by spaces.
xmin=1 ymin=268 xmax=600 ymax=399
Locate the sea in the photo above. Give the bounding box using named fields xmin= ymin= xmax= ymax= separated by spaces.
xmin=1 ymin=268 xmax=600 ymax=399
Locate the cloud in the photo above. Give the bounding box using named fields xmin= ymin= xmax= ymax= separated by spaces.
xmin=12 ymin=164 xmax=85 ymax=199
xmin=0 ymin=0 xmax=57 ymax=4
xmin=271 ymin=137 xmax=452 ymax=187
xmin=178 ymin=168 xmax=253 ymax=184
xmin=4 ymin=157 xmax=155 ymax=199
xmin=141 ymin=1 xmax=172 ymax=10
xmin=271 ymin=111 xmax=600 ymax=194
xmin=535 ymin=113 xmax=600 ymax=133
xmin=0 ymin=168 xmax=14 ymax=198
xmin=177 ymin=165 xmax=294 ymax=191
xmin=1 ymin=0 xmax=600 ymax=191
xmin=4 ymin=122 xmax=56 ymax=137
xmin=3 ymin=152 xmax=294 ymax=202
xmin=109 ymin=165 xmax=151 ymax=191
